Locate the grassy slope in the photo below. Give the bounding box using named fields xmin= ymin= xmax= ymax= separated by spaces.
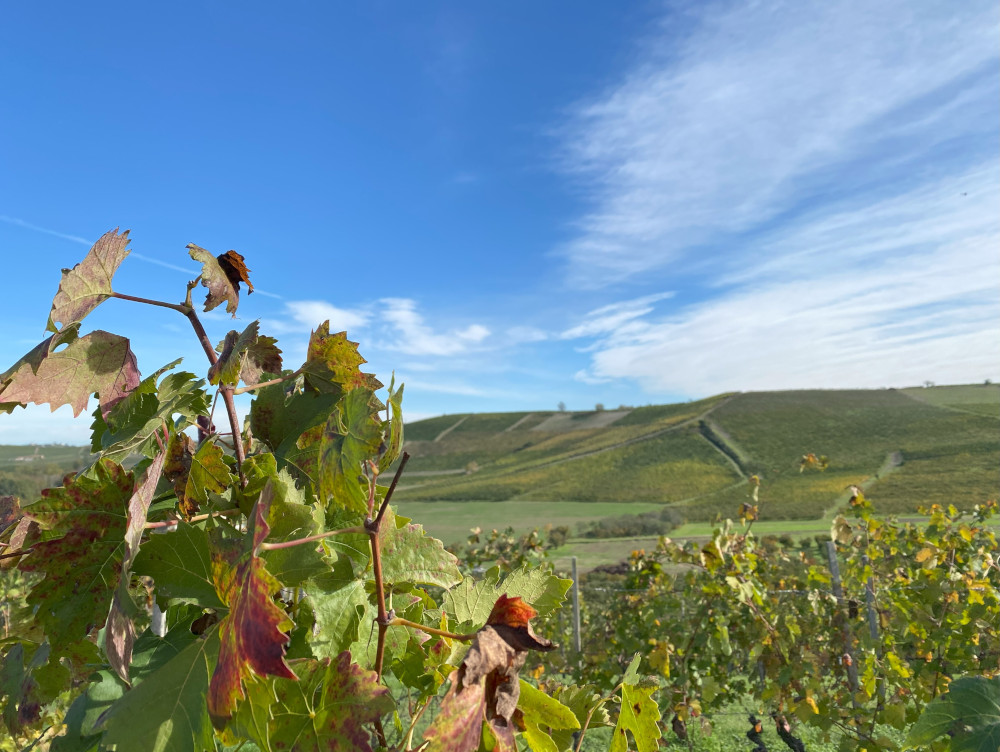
xmin=395 ymin=387 xmax=999 ymax=537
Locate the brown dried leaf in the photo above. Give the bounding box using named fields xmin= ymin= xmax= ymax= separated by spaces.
xmin=217 ymin=250 xmax=253 ymax=295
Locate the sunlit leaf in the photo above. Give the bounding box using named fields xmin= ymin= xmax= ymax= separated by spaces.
xmin=444 ymin=567 xmax=572 ymax=628
xmin=46 ymin=228 xmax=130 ymax=332
xmin=209 ymin=320 xmax=282 ymax=387
xmin=0 ymin=330 xmax=140 ymax=418
xmin=303 ymin=322 xmax=382 ymax=398
xmin=188 ymin=244 xmax=241 ymax=315
xmin=518 ymin=680 xmax=579 ymax=752
xmin=318 ymin=387 xmax=382 ymax=514
xmin=378 ymin=505 xmax=462 ymax=589
xmin=609 ymin=682 xmax=661 ymax=752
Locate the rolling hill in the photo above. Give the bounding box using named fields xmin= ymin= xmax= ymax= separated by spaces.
xmin=393 ymin=384 xmax=999 ymax=541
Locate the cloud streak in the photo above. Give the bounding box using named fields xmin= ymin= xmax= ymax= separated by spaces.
xmin=558 ymin=0 xmax=998 ymax=285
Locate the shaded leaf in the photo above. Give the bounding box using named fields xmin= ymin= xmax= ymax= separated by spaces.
xmin=98 ymin=628 xmax=220 ymax=752
xmin=165 ymin=434 xmax=232 ymax=518
xmin=209 ymin=321 xmax=282 ymax=387
xmin=549 ymin=684 xmax=611 ymax=752
xmin=107 ymin=443 xmax=168 ymax=682
xmin=259 ymin=474 xmax=327 ymax=586
xmin=132 ymin=522 xmax=225 ymax=609
xmin=379 ymin=505 xmax=462 ymax=589
xmin=0 ymin=496 xmax=20 ymax=530
xmin=906 ymin=675 xmax=1000 ymax=752
xmin=318 ymin=387 xmax=382 ymax=514
xmin=207 ymin=495 xmax=296 ymax=726
xmin=233 ymin=653 xmax=391 ymax=752
xmin=19 ymin=459 xmax=133 ymax=648
xmin=46 ymin=228 xmax=130 ymax=332
xmin=0 ymin=330 xmax=140 ymax=418
xmin=378 ymin=376 xmax=404 ymax=472
xmin=188 ymin=244 xmax=240 ymax=315
xmin=0 ymin=642 xmax=56 ymax=734
xmin=308 ymin=580 xmax=368 ymax=661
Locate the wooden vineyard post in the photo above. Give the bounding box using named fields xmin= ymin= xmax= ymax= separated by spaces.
xmin=571 ymin=556 xmax=582 ymax=653
xmin=825 ymin=540 xmax=859 ymax=696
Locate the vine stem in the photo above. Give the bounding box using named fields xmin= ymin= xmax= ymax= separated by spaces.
xmin=387 ymin=617 xmax=475 ymax=643
xmin=257 ymin=526 xmax=367 ymax=551
xmin=110 ymin=289 xmax=247 ymax=486
xmin=232 ymin=367 xmax=303 ymax=395
xmin=144 ymin=508 xmax=242 ymax=530
xmin=369 ymin=453 xmax=411 ymax=681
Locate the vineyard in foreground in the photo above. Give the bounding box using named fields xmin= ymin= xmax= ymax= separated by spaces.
xmin=0 ymin=230 xmax=997 ymax=752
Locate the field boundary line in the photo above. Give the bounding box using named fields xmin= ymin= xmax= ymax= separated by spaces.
xmin=433 ymin=415 xmax=468 ymax=442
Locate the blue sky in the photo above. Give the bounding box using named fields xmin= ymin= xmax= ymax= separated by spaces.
xmin=1 ymin=1 xmax=997 ymax=444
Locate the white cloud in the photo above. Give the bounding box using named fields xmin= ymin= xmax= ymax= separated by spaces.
xmin=380 ymin=298 xmax=491 ymax=356
xmin=279 ymin=300 xmax=370 ymax=333
xmin=561 ymin=292 xmax=673 ymax=339
xmin=558 ymin=0 xmax=998 ymax=285
xmin=575 ymin=170 xmax=1000 ymax=394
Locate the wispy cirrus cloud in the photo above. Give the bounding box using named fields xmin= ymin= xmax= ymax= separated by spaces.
xmin=380 ymin=298 xmax=490 ymax=356
xmin=558 ymin=0 xmax=998 ymax=286
xmin=573 ymin=166 xmax=1000 ymax=394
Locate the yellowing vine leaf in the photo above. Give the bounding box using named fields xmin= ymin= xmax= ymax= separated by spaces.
xmin=207 ymin=494 xmax=296 ymax=727
xmin=609 ymin=683 xmax=661 ymax=752
xmin=0 ymin=330 xmax=140 ymax=418
xmin=46 ymin=228 xmax=131 ymax=332
xmin=209 ymin=321 xmax=282 ymax=386
xmin=303 ymin=322 xmax=382 ymax=396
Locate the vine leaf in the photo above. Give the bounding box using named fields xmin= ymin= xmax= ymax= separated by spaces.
xmin=97 ymin=628 xmax=220 ymax=752
xmin=209 ymin=321 xmax=282 ymax=387
xmin=188 ymin=244 xmax=242 ymax=315
xmin=308 ymin=580 xmax=368 ymax=661
xmin=548 ymin=684 xmax=611 ymax=751
xmin=378 ymin=376 xmax=404 ymax=472
xmin=232 ymin=653 xmax=392 ymax=752
xmin=378 ymin=506 xmax=462 ymax=589
xmin=90 ymin=363 xmax=209 ymax=462
xmin=207 ymin=494 xmax=296 ymax=727
xmin=132 ymin=522 xmax=224 ymax=609
xmin=0 ymin=330 xmax=140 ymax=418
xmin=318 ymin=387 xmax=382 ymax=514
xmin=217 ymin=250 xmax=254 ymax=296
xmin=444 ymin=567 xmax=572 ymax=628
xmin=906 ymin=675 xmax=1000 ymax=752
xmin=46 ymin=228 xmax=130 ymax=332
xmin=0 ymin=643 xmax=57 ymax=734
xmin=259 ymin=475 xmax=327 ymax=586
xmin=106 ymin=443 xmax=168 ymax=683
xmin=517 ymin=680 xmax=580 ymax=752
xmin=609 ymin=681 xmax=661 ymax=752
xmin=0 ymin=496 xmax=19 ymax=530
xmin=165 ymin=434 xmax=232 ymax=518
xmin=424 ymin=595 xmax=554 ymax=752
xmin=303 ymin=322 xmax=382 ymax=397
xmin=18 ymin=459 xmax=133 ymax=649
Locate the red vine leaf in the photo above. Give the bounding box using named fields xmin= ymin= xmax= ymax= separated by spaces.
xmin=0 ymin=330 xmax=140 ymax=419
xmin=46 ymin=228 xmax=131 ymax=332
xmin=107 ymin=443 xmax=168 ymax=683
xmin=425 ymin=595 xmax=554 ymax=752
xmin=188 ymin=244 xmax=242 ymax=316
xmin=207 ymin=493 xmax=296 ymax=727
xmin=303 ymin=322 xmax=382 ymax=396
xmin=217 ymin=250 xmax=254 ymax=296
xmin=18 ymin=459 xmax=133 ymax=649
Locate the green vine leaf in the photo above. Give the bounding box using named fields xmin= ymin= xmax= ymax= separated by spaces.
xmin=444 ymin=567 xmax=572 ymax=628
xmin=90 ymin=363 xmax=209 ymax=462
xmin=132 ymin=521 xmax=225 ymax=609
xmin=318 ymin=388 xmax=382 ymax=514
xmin=906 ymin=675 xmax=1000 ymax=752
xmin=378 ymin=505 xmax=462 ymax=589
xmin=97 ymin=628 xmax=220 ymax=752
xmin=165 ymin=434 xmax=233 ymax=518
xmin=378 ymin=376 xmax=404 ymax=473
xmin=259 ymin=474 xmax=327 ymax=586
xmin=0 ymin=330 xmax=140 ymax=418
xmin=106 ymin=444 xmax=168 ymax=683
xmin=232 ymin=653 xmax=392 ymax=752
xmin=207 ymin=495 xmax=296 ymax=727
xmin=46 ymin=228 xmax=131 ymax=332
xmin=307 ymin=580 xmax=368 ymax=661
xmin=19 ymin=459 xmax=133 ymax=649
xmin=187 ymin=244 xmax=242 ymax=316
